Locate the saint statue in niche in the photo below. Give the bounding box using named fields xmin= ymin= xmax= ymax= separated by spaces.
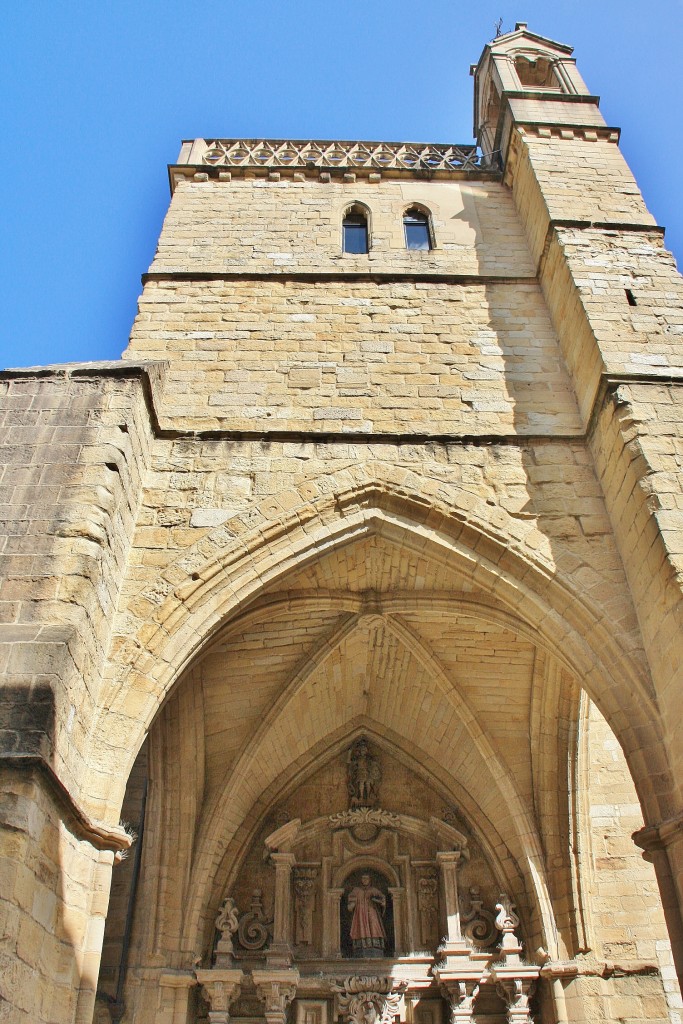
xmin=342 ymin=869 xmax=393 ymax=958
xmin=347 ymin=737 xmax=382 ymax=809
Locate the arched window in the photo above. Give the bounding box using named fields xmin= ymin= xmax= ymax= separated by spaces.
xmin=514 ymin=55 xmax=561 ymax=90
xmin=342 ymin=206 xmax=369 ymax=254
xmin=403 ymin=208 xmax=432 ymax=250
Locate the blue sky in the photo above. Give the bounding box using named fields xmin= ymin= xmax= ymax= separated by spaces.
xmin=1 ymin=1 xmax=681 ymax=368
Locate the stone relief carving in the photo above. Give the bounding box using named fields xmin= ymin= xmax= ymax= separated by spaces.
xmin=293 ymin=866 xmax=317 ymax=945
xmin=216 ymin=897 xmax=239 ymax=943
xmin=329 ymin=807 xmax=399 ymax=843
xmin=495 ymin=894 xmax=520 ymax=941
xmin=333 ymin=977 xmax=408 ymax=1024
xmin=461 ymin=886 xmax=498 ymax=949
xmin=215 ymin=896 xmax=240 ymax=962
xmin=347 ymin=738 xmax=382 ymax=809
xmin=237 ymin=889 xmax=273 ymax=951
xmin=329 ymin=808 xmax=400 ymax=830
xmin=416 ymin=869 xmax=438 ymax=948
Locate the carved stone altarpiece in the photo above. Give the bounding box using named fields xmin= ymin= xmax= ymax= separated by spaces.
xmin=197 ymin=741 xmax=539 ymax=1024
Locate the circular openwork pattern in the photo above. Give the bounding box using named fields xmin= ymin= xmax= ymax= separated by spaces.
xmin=195 ymin=139 xmax=482 ymax=172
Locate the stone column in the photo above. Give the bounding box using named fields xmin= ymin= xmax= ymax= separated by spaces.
xmin=323 ymin=886 xmax=344 ymax=957
xmin=253 ymin=968 xmax=300 ymax=1024
xmin=633 ymin=814 xmax=683 ymax=988
xmin=436 ymin=851 xmax=466 ymax=951
xmin=388 ymin=886 xmax=405 ymax=955
xmin=268 ymin=852 xmax=296 ymax=966
xmin=157 ymin=970 xmax=197 ymax=1024
xmin=195 ymin=968 xmax=244 ymax=1024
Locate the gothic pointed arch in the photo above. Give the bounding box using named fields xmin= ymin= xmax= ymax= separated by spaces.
xmin=87 ymin=467 xmax=671 ymax=834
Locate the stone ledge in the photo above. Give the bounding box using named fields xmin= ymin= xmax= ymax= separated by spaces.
xmin=0 ymin=753 xmax=132 ymax=854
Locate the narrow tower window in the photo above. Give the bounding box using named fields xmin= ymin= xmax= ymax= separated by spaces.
xmin=403 ymin=208 xmax=432 ymax=250
xmin=342 ymin=208 xmax=369 ymax=254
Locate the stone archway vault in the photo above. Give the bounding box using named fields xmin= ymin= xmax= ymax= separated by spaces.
xmin=88 ymin=473 xmax=671 ymax=831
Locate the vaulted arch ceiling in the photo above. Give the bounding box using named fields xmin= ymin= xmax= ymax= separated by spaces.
xmin=92 ymin=481 xmax=669 ymax=836
xmin=157 ymin=528 xmax=593 ymax=957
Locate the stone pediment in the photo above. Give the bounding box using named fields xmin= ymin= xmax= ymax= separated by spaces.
xmin=479 ymin=24 xmax=574 ymax=59
xmin=265 ymin=811 xmax=469 ymax=857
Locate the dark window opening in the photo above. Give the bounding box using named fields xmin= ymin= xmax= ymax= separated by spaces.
xmin=514 ymin=55 xmax=560 ymax=89
xmin=343 ymin=212 xmax=369 ymax=254
xmin=404 ymin=208 xmax=431 ymax=250
xmin=625 ymin=288 xmax=638 ymax=307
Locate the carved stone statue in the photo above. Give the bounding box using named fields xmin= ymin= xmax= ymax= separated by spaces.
xmin=347 ymin=874 xmax=387 ymax=957
xmin=347 ymin=738 xmax=382 ymax=809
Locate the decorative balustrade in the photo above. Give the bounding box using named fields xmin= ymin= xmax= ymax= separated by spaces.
xmin=180 ymin=138 xmax=487 ymax=173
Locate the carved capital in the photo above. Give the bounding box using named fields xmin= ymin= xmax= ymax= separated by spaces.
xmin=438 ymin=979 xmax=480 ymax=1023
xmin=494 ymin=977 xmax=536 ymax=1024
xmin=254 ymin=968 xmax=300 ymax=1024
xmin=195 ymin=969 xmax=244 ymax=1024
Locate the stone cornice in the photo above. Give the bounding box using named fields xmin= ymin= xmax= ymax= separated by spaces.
xmin=0 ymin=753 xmax=132 ymax=855
xmin=633 ymin=812 xmax=683 ymax=860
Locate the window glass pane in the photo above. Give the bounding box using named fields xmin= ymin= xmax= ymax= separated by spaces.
xmin=343 ymin=216 xmax=368 ymax=254
xmin=405 ymin=221 xmax=430 ymax=250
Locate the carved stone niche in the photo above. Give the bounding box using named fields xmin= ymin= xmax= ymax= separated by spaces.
xmin=258 ymin=806 xmax=493 ymax=967
xmin=223 ymin=747 xmax=502 ymax=972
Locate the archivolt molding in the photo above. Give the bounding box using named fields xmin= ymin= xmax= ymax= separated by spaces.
xmin=87 ymin=467 xmax=669 ymax=824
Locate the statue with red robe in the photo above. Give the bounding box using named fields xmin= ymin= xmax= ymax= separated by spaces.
xmin=347 ymin=874 xmax=386 ymax=957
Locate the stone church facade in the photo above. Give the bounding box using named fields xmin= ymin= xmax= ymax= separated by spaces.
xmin=2 ymin=23 xmax=683 ymax=1024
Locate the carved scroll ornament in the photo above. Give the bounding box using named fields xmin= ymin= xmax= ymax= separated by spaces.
xmin=461 ymin=887 xmax=498 ymax=949
xmin=333 ymin=977 xmax=408 ymax=1024
xmin=215 ymin=897 xmax=240 ymax=954
xmin=237 ymin=889 xmax=272 ymax=951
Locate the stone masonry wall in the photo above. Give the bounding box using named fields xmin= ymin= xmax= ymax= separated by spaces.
xmin=125 ymin=278 xmax=581 ymax=434
xmin=146 ymin=177 xmax=535 ymax=277
xmin=0 ymin=367 xmax=158 ymax=798
xmin=585 ymin=699 xmax=681 ymax=1023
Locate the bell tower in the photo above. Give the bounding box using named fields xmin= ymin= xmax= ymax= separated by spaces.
xmin=472 ymin=23 xmax=601 ymax=168
xmin=474 ymin=23 xmax=683 ymax=993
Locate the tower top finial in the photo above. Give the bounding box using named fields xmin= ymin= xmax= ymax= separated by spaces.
xmin=472 ymin=26 xmax=599 ymax=166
